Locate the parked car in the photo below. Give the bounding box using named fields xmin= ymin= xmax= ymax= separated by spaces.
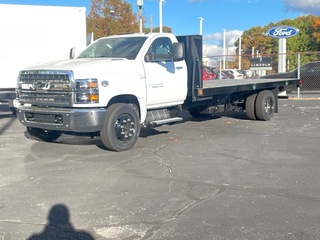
xmin=222 ymin=70 xmax=235 ymax=79
xmin=260 ymin=61 xmax=320 ymax=91
xmin=224 ymin=69 xmax=244 ymax=79
xmin=202 ymin=66 xmax=216 ymax=80
xmin=211 ymin=68 xmax=227 ymax=79
xmin=240 ymin=70 xmax=253 ymax=79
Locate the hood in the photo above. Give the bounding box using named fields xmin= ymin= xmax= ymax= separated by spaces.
xmin=23 ymin=58 xmax=132 ymax=73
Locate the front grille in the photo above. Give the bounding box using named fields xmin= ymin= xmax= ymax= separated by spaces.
xmin=18 ymin=70 xmax=74 ymax=106
xmin=19 ymin=92 xmax=72 ymax=104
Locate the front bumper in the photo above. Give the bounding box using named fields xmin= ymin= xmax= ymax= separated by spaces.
xmin=16 ymin=103 xmax=106 ymax=133
xmin=0 ymin=89 xmax=16 ymax=102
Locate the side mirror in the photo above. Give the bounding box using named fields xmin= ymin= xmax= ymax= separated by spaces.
xmin=144 ymin=53 xmax=154 ymax=62
xmin=172 ymin=42 xmax=184 ymax=61
xmin=69 ymin=47 xmax=75 ymax=59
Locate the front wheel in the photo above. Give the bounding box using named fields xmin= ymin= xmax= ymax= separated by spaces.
xmin=100 ymin=103 xmax=140 ymax=152
xmin=27 ymin=127 xmax=61 ymax=142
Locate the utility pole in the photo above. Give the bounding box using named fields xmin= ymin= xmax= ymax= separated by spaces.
xmin=159 ymin=0 xmax=164 ymax=33
xmin=137 ymin=0 xmax=143 ymax=33
xmin=223 ymin=29 xmax=226 ymax=70
xmin=238 ymin=37 xmax=242 ymax=70
xmin=198 ymin=17 xmax=204 ymax=35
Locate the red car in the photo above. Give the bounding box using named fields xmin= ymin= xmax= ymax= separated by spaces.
xmin=202 ymin=67 xmax=216 ymax=81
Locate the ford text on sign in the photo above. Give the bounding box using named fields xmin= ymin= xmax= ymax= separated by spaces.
xmin=267 ymin=26 xmax=299 ymax=39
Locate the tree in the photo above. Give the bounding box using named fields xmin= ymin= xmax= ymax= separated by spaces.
xmin=240 ymin=26 xmax=275 ymax=56
xmin=278 ymin=15 xmax=318 ymax=53
xmin=240 ymin=15 xmax=320 ymax=72
xmin=237 ymin=26 xmax=274 ymax=70
xmin=278 ymin=15 xmax=318 ymax=69
xmin=312 ymin=16 xmax=320 ymax=44
xmin=151 ymin=26 xmax=172 ymax=33
xmin=87 ymin=0 xmax=139 ymax=39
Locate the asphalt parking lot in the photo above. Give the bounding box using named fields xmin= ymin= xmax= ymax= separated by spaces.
xmin=1 ymin=99 xmax=320 ymax=240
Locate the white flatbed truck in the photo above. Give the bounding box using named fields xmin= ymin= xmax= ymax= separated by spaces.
xmin=14 ymin=33 xmax=300 ymax=151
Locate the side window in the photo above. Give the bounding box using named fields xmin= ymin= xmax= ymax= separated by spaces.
xmin=145 ymin=37 xmax=172 ymax=62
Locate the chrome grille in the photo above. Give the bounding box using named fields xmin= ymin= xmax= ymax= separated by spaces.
xmin=18 ymin=70 xmax=73 ymax=106
xmin=18 ymin=92 xmax=72 ymax=104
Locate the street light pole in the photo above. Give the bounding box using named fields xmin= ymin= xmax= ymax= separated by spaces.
xmin=137 ymin=0 xmax=143 ymax=33
xmin=198 ymin=17 xmax=204 ymax=35
xmin=159 ymin=0 xmax=164 ymax=33
xmin=223 ymin=29 xmax=226 ymax=70
xmin=238 ymin=37 xmax=242 ymax=70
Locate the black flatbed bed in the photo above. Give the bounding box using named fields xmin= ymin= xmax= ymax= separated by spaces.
xmin=200 ymin=78 xmax=300 ymax=96
xmin=177 ymin=35 xmax=300 ymax=100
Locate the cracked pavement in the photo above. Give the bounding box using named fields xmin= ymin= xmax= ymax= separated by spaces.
xmin=1 ymin=99 xmax=320 ymax=240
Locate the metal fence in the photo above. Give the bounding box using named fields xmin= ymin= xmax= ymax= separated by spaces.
xmin=204 ymin=52 xmax=320 ymax=99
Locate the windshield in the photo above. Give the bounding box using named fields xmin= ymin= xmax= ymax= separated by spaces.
xmin=78 ymin=37 xmax=147 ymax=60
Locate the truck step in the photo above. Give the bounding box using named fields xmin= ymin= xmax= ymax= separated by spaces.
xmin=150 ymin=117 xmax=183 ymax=126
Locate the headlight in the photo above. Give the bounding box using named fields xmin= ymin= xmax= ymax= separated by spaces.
xmin=75 ymin=78 xmax=98 ymax=90
xmin=75 ymin=79 xmax=99 ymax=103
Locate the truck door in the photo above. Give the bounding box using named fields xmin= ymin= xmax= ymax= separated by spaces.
xmin=143 ymin=37 xmax=187 ymax=108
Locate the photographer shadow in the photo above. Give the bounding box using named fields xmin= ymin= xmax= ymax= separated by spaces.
xmin=27 ymin=204 xmax=94 ymax=240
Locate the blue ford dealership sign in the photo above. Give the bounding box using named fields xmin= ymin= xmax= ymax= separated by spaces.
xmin=267 ymin=26 xmax=299 ymax=39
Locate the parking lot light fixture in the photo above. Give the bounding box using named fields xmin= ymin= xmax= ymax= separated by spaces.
xmin=223 ymin=29 xmax=226 ymax=70
xmin=198 ymin=17 xmax=204 ymax=35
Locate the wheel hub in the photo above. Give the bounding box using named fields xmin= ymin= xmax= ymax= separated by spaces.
xmin=265 ymin=96 xmax=274 ymax=114
xmin=115 ymin=114 xmax=136 ymax=142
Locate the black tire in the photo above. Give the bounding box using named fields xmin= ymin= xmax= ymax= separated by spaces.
xmin=188 ymin=106 xmax=211 ymax=118
xmin=255 ymin=90 xmax=275 ymax=121
xmin=27 ymin=127 xmax=61 ymax=142
xmin=100 ymin=103 xmax=140 ymax=152
xmin=245 ymin=93 xmax=257 ymax=120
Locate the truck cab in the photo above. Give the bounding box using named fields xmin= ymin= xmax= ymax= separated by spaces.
xmin=16 ymin=33 xmax=187 ymax=151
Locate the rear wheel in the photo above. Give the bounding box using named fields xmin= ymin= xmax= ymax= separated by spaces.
xmin=255 ymin=90 xmax=275 ymax=121
xmin=245 ymin=93 xmax=257 ymax=120
xmin=27 ymin=127 xmax=61 ymax=142
xmin=100 ymin=103 xmax=140 ymax=152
